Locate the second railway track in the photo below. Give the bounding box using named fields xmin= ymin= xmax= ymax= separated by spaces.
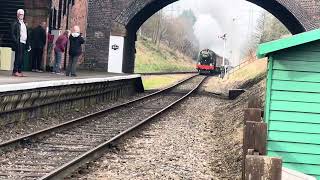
xmin=0 ymin=74 xmax=206 ymax=180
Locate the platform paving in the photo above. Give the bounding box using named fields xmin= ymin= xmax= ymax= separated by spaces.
xmin=0 ymin=70 xmax=131 ymax=85
xmin=0 ymin=70 xmax=141 ymax=93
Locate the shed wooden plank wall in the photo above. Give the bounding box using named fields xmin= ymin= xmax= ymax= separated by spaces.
xmin=265 ymin=41 xmax=320 ymax=179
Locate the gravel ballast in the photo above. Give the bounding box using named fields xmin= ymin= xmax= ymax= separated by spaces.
xmin=68 ymin=77 xmax=266 ymax=179
xmin=0 ymin=93 xmax=151 ymax=143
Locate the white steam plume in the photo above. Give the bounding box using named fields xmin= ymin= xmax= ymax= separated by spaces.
xmin=166 ymin=0 xmax=264 ymax=65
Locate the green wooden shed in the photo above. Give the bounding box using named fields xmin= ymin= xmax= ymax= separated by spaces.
xmin=257 ymin=29 xmax=320 ymax=179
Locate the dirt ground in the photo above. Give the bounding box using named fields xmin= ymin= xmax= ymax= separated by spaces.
xmin=69 ymin=75 xmax=267 ymax=180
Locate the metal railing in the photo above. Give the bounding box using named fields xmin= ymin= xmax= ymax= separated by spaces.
xmin=225 ymin=60 xmax=252 ymax=78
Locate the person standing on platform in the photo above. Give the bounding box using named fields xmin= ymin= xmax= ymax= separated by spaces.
xmin=66 ymin=26 xmax=85 ymax=77
xmin=53 ymin=30 xmax=69 ymax=74
xmin=31 ymin=21 xmax=47 ymax=72
xmin=11 ymin=9 xmax=30 ymax=77
xmin=46 ymin=31 xmax=54 ymax=72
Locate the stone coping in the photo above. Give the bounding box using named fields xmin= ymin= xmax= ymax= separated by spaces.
xmin=0 ymin=74 xmax=141 ymax=93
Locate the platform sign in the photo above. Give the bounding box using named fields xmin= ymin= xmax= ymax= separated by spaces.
xmin=108 ymin=36 xmax=124 ymax=73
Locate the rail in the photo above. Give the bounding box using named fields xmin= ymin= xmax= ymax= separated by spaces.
xmin=0 ymin=74 xmax=206 ymax=179
xmin=137 ymin=71 xmax=197 ymax=75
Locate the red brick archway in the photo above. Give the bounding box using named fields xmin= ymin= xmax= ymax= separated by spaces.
xmin=84 ymin=0 xmax=319 ymax=72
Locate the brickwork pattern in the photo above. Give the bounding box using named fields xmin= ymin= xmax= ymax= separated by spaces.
xmin=299 ymin=0 xmax=320 ymax=26
xmin=113 ymin=0 xmax=318 ymax=31
xmin=82 ymin=0 xmax=112 ymax=70
xmin=24 ymin=0 xmax=49 ymax=28
xmin=50 ymin=0 xmax=88 ymax=66
xmin=276 ymin=0 xmax=317 ymax=30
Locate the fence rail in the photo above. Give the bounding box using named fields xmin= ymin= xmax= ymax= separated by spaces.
xmin=225 ymin=60 xmax=252 ymax=77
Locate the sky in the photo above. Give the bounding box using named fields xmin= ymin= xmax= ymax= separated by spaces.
xmin=163 ymin=0 xmax=266 ymax=65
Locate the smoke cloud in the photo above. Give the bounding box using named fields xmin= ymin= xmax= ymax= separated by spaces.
xmin=165 ymin=0 xmax=264 ymax=65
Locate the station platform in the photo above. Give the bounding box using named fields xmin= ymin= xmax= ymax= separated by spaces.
xmin=0 ymin=70 xmax=141 ymax=91
xmin=0 ymin=70 xmax=144 ymax=125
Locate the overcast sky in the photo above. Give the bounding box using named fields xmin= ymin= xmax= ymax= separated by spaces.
xmin=163 ymin=0 xmax=266 ymax=65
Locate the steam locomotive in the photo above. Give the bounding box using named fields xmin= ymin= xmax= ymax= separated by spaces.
xmin=196 ymin=49 xmax=222 ymax=75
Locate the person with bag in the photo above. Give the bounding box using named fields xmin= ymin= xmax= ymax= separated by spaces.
xmin=66 ymin=26 xmax=84 ymax=77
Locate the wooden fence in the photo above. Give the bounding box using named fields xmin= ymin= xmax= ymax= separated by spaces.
xmin=242 ymin=96 xmax=282 ymax=180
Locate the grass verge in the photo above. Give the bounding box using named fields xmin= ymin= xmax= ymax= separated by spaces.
xmin=142 ymin=75 xmax=191 ymax=90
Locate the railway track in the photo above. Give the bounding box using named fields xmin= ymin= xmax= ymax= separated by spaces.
xmin=138 ymin=71 xmax=197 ymax=75
xmin=0 ymin=74 xmax=206 ymax=180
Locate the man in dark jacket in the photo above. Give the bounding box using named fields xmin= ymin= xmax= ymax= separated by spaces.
xmin=31 ymin=22 xmax=47 ymax=72
xmin=11 ymin=9 xmax=30 ymax=77
xmin=66 ymin=25 xmax=85 ymax=77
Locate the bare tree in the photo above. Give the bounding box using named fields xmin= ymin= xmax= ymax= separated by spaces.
xmin=139 ymin=9 xmax=199 ymax=58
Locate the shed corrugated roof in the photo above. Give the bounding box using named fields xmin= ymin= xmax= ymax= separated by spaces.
xmin=257 ymin=29 xmax=320 ymax=58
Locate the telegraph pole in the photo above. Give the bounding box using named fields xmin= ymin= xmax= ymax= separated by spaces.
xmin=219 ymin=33 xmax=227 ymax=77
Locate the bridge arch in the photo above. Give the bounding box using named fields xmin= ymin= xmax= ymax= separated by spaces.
xmin=85 ymin=0 xmax=318 ymax=73
xmin=115 ymin=0 xmax=316 ymax=35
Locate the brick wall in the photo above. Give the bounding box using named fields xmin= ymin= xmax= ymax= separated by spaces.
xmin=24 ymin=0 xmax=49 ymax=28
xmin=82 ymin=0 xmax=112 ymax=70
xmin=50 ymin=0 xmax=88 ymax=67
xmin=299 ymin=0 xmax=320 ymax=26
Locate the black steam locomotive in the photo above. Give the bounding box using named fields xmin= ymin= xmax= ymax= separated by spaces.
xmin=196 ymin=49 xmax=222 ymax=75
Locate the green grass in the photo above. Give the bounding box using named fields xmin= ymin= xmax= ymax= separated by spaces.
xmin=142 ymin=75 xmax=189 ymax=90
xmin=226 ymin=59 xmax=267 ymax=82
xmin=135 ymin=37 xmax=195 ymax=73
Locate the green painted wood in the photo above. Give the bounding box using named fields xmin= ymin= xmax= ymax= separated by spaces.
xmin=268 ymin=141 xmax=320 ymax=155
xmin=257 ymin=29 xmax=320 ymax=58
xmin=273 ymin=70 xmax=320 ymax=83
xmin=272 ymin=80 xmax=320 ymax=93
xmin=270 ymin=111 xmax=320 ymax=124
xmin=269 ymin=121 xmax=320 ymax=134
xmin=274 ymin=42 xmax=320 ymax=52
xmin=283 ymin=163 xmax=320 ymax=177
xmin=270 ymin=100 xmax=320 ymax=114
xmin=260 ymin=32 xmax=320 ymax=179
xmin=264 ymin=58 xmax=273 ymax=124
xmin=269 ymin=151 xmax=320 ymax=165
xmin=273 ymin=60 xmax=320 ymax=73
xmin=273 ymin=51 xmax=320 ymax=61
xmin=269 ymin=131 xmax=320 ymax=145
xmin=271 ymin=91 xmax=320 ymax=103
